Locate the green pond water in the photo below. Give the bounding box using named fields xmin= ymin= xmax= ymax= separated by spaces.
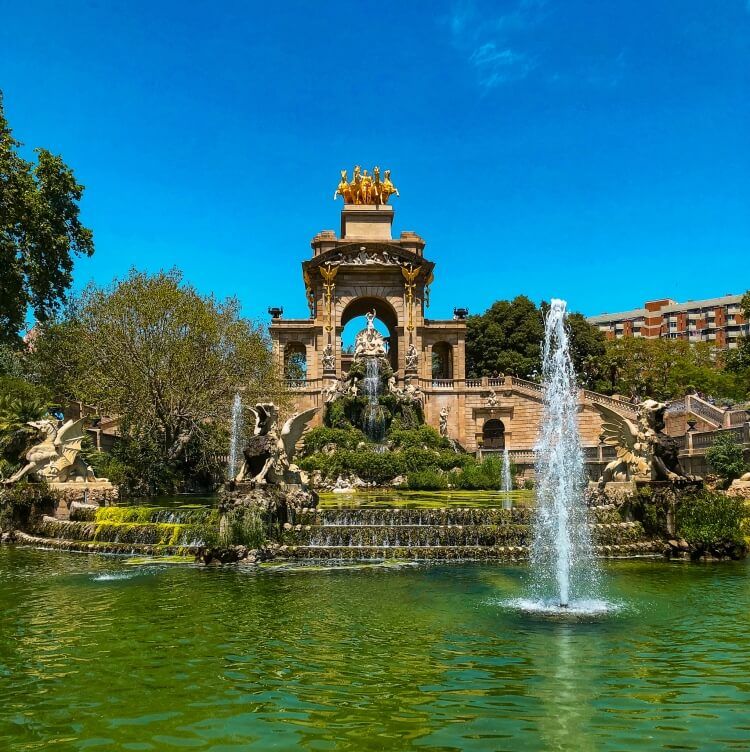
xmin=1 ymin=546 xmax=749 ymax=751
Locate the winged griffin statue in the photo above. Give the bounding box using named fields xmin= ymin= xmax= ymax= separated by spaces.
xmin=5 ymin=418 xmax=97 ymax=484
xmin=235 ymin=403 xmax=318 ymax=485
xmin=594 ymin=400 xmax=700 ymax=488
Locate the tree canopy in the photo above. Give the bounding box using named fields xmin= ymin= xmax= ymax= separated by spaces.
xmin=27 ymin=269 xmax=280 ymax=492
xmin=596 ymin=336 xmax=745 ymax=402
xmin=0 ymin=92 xmax=94 ymax=345
xmin=465 ymin=295 xmax=606 ymax=384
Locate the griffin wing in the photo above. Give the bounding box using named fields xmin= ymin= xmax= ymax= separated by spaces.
xmin=246 ymin=405 xmax=261 ymax=436
xmin=52 ymin=418 xmax=86 ymax=472
xmin=280 ymin=408 xmax=319 ymax=463
xmin=593 ymin=403 xmax=639 ymax=463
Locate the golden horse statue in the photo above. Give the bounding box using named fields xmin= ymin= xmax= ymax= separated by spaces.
xmin=333 ymin=166 xmax=399 ymax=205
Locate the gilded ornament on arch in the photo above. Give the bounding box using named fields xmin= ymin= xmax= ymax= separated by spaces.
xmin=333 ymin=165 xmax=399 ymax=205
xmin=400 ymin=264 xmax=421 ymax=285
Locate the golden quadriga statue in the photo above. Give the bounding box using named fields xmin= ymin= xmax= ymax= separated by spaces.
xmin=334 ymin=166 xmax=399 ymax=205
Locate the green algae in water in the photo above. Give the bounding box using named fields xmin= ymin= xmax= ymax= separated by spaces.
xmin=1 ymin=548 xmax=750 ymax=750
xmin=124 ymin=555 xmax=196 ymax=566
xmin=317 ymin=488 xmax=535 ymax=509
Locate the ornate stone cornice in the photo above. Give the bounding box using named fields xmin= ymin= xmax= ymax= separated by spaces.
xmin=303 ymin=242 xmax=434 ymax=278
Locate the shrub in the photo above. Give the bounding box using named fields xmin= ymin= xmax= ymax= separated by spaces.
xmin=0 ymin=479 xmax=57 ymax=532
xmin=220 ymin=506 xmax=266 ymax=549
xmin=301 ymin=426 xmax=365 ymax=455
xmin=406 ymin=469 xmax=448 ymax=490
xmin=676 ymin=491 xmax=750 ymax=547
xmin=452 ymin=456 xmax=503 ymax=490
xmin=352 ymin=451 xmax=404 ymax=485
xmin=706 ymin=433 xmax=748 ymax=483
xmin=390 ymin=425 xmax=448 ymax=450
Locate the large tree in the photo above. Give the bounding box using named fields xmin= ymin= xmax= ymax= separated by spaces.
xmin=599 ymin=336 xmax=743 ymax=401
xmin=465 ymin=295 xmax=606 ymax=384
xmin=0 ymin=92 xmax=93 ymax=345
xmin=726 ymin=290 xmax=750 ymax=389
xmin=28 ymin=269 xmax=281 ymax=489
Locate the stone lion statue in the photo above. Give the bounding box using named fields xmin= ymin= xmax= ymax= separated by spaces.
xmin=595 ymin=399 xmax=701 ymax=488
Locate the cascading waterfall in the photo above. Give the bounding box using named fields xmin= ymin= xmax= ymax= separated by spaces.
xmin=502 ymin=446 xmax=513 ymax=510
xmin=363 ymin=357 xmax=384 ymax=441
xmin=529 ymin=299 xmax=599 ymax=610
xmin=228 ymin=393 xmax=243 ymax=480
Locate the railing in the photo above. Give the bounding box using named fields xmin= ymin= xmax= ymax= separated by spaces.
xmin=510 ymin=376 xmax=543 ymax=393
xmin=672 ymin=434 xmax=688 ymax=450
xmin=284 ymin=379 xmax=308 ymax=390
xmin=431 ymin=379 xmax=455 ymax=389
xmin=666 ymin=399 xmax=686 ymax=415
xmin=582 ymin=390 xmax=639 ymax=417
xmin=728 ymin=410 xmax=749 ymax=427
xmin=685 ymin=394 xmax=724 ymax=426
xmin=508 ymin=450 xmax=535 ymax=463
xmin=690 ymin=426 xmax=746 ymax=449
xmin=465 ymin=379 xmax=482 ymax=387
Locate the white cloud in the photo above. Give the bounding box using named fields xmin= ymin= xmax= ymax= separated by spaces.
xmin=469 ymin=43 xmax=533 ymax=87
xmin=447 ymin=0 xmax=544 ymax=88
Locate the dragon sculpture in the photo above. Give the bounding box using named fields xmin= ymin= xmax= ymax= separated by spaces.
xmin=595 ymin=399 xmax=701 ymax=488
xmin=235 ymin=403 xmax=318 ymax=485
xmin=6 ymin=418 xmax=97 ymax=484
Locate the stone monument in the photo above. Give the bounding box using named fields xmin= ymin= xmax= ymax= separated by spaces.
xmin=4 ymin=417 xmax=118 ymax=515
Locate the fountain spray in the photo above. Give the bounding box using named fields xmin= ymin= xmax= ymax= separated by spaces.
xmin=502 ymin=446 xmax=513 ymax=510
xmin=530 ymin=300 xmax=598 ymax=608
xmin=228 ymin=393 xmax=243 ymax=481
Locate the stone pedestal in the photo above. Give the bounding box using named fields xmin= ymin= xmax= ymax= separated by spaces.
xmin=340 ymin=204 xmax=394 ymax=240
xmin=49 ymin=481 xmax=119 ymax=519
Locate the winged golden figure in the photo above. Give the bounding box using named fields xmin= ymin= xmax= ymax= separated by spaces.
xmin=400 ymin=264 xmax=421 ymax=285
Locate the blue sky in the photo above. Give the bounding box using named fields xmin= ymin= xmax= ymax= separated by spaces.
xmin=2 ymin=1 xmax=749 ymax=324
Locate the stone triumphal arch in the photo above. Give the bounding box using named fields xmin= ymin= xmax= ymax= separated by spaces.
xmin=269 ymin=167 xmax=633 ymax=468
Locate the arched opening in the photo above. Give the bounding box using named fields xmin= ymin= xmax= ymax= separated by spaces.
xmin=284 ymin=342 xmax=307 ymax=384
xmin=340 ymin=297 xmax=399 ymax=372
xmin=432 ymin=341 xmax=454 ymax=380
xmin=482 ymin=418 xmax=505 ymax=450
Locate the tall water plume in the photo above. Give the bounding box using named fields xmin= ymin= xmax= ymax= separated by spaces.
xmin=530 ymin=299 xmax=598 ymax=608
xmin=228 ymin=393 xmax=243 ymax=480
xmin=502 ymin=446 xmax=513 ymax=509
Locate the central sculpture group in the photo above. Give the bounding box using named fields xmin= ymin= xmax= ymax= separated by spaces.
xmin=334 ymin=166 xmax=399 ymax=205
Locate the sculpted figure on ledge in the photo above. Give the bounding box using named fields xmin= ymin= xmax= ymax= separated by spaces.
xmin=5 ymin=418 xmax=99 ymax=484
xmin=236 ymin=403 xmax=318 ymax=486
xmin=594 ymin=399 xmax=702 ymax=488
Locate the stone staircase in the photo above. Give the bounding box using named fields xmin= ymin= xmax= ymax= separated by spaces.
xmin=281 ymin=504 xmax=663 ymax=561
xmin=18 ymin=505 xmax=215 ymax=556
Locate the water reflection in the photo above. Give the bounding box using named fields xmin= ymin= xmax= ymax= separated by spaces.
xmin=0 ymin=551 xmax=749 ymax=751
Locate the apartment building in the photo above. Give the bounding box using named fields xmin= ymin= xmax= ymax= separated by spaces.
xmin=588 ymin=294 xmax=749 ymax=349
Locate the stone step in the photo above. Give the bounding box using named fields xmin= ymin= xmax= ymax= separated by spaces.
xmin=70 ymin=506 xmax=218 ymax=524
xmin=283 ymin=541 xmax=664 ymax=561
xmin=295 ymin=506 xmax=623 ymax=527
xmin=14 ymin=531 xmax=198 ymax=556
xmin=284 ymin=522 xmax=646 ymax=548
xmin=31 ymin=516 xmax=208 ymax=546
